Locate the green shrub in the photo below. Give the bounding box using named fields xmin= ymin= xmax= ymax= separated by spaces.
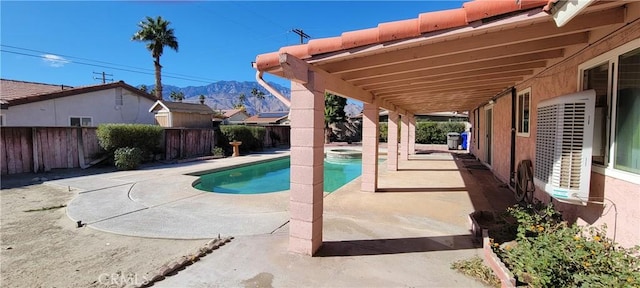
xmin=219 ymin=125 xmax=266 ymax=153
xmin=493 ymin=202 xmax=640 ymax=287
xmin=379 ymin=122 xmax=388 ymax=142
xmin=379 ymin=121 xmax=465 ymax=144
xmin=212 ymin=146 xmax=225 ymax=157
xmin=96 ymin=124 xmax=163 ymax=154
xmin=114 ymin=147 xmax=143 ymax=170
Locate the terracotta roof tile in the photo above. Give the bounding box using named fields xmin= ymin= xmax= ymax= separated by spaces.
xmin=418 ymin=8 xmax=467 ymax=33
xmin=308 ymin=37 xmax=344 ymax=55
xmin=463 ymin=0 xmax=521 ymax=22
xmin=341 ymin=28 xmax=380 ymax=49
xmin=254 ymin=0 xmax=551 ymax=70
xmin=378 ymin=19 xmax=420 ymax=42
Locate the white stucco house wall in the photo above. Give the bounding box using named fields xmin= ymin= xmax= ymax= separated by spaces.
xmin=0 ymin=79 xmax=157 ymax=126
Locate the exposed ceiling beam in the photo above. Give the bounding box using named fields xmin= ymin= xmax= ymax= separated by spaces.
xmin=368 ymin=70 xmax=533 ymax=93
xmin=338 ymin=33 xmax=587 ymax=81
xmin=375 ymin=79 xmax=521 ymax=97
xmin=359 ymin=61 xmax=544 ymax=90
xmin=278 ymin=53 xmax=375 ymax=105
xmin=349 ymin=51 xmax=560 ymax=86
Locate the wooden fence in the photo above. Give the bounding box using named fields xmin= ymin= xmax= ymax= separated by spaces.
xmin=263 ymin=125 xmax=291 ymax=148
xmin=1 ymin=127 xmax=220 ymax=175
xmin=164 ymin=128 xmax=215 ymax=160
xmin=1 ymin=127 xmax=104 ymax=175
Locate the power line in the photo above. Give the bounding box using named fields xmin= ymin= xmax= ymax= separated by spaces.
xmin=291 ymin=29 xmax=310 ymax=44
xmin=93 ymin=71 xmax=113 ymax=83
xmin=1 ymin=50 xmax=216 ymax=84
xmin=0 ymin=44 xmax=220 ymax=83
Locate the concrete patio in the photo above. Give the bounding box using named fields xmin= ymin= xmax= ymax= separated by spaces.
xmin=44 ymin=144 xmax=516 ymax=287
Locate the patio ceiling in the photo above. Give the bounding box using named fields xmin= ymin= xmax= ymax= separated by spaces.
xmin=255 ymin=1 xmax=626 ymax=115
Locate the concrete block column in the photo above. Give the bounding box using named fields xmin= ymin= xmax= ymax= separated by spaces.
xmin=387 ymin=111 xmax=399 ymax=171
xmin=288 ymin=80 xmax=325 ymax=255
xmin=409 ymin=115 xmax=416 ymax=155
xmin=400 ymin=115 xmax=410 ymax=161
xmin=361 ymin=102 xmax=379 ymax=192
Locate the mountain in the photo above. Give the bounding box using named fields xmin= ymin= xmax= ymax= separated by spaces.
xmin=144 ymin=81 xmax=363 ymax=116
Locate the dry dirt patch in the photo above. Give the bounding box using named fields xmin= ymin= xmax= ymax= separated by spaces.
xmin=1 ymin=183 xmax=208 ymax=288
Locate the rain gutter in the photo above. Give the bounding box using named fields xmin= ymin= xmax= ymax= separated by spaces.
xmin=255 ymin=70 xmax=291 ymax=108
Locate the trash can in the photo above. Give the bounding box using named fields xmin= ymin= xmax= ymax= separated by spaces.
xmin=447 ymin=132 xmax=460 ymax=150
xmin=460 ymin=132 xmax=468 ymax=150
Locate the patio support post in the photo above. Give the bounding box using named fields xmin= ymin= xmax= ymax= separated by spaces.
xmin=409 ymin=115 xmax=416 ymax=155
xmin=387 ymin=111 xmax=399 ymax=171
xmin=288 ymin=79 xmax=325 ymax=255
xmin=361 ymin=102 xmax=379 ymax=192
xmin=400 ymin=115 xmax=410 ymax=160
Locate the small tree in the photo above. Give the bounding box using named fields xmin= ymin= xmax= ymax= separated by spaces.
xmin=199 ymin=94 xmax=206 ymax=104
xmin=324 ymin=92 xmax=347 ymax=143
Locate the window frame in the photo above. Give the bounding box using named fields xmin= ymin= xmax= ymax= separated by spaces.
xmin=69 ymin=116 xmax=93 ymax=127
xmin=517 ymin=87 xmax=531 ymax=137
xmin=578 ymin=38 xmax=640 ymax=184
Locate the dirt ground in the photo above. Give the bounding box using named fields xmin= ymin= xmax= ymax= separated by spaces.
xmin=1 ymin=177 xmax=210 ymax=288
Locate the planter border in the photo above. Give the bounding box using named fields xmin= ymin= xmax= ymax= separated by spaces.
xmin=482 ymin=229 xmax=516 ymax=288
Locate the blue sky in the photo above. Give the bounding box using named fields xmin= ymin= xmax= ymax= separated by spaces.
xmin=1 ymin=1 xmax=464 ymax=89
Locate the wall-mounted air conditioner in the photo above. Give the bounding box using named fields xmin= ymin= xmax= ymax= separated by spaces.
xmin=534 ymin=90 xmax=595 ymax=206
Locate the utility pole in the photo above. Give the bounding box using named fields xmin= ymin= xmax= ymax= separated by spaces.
xmin=93 ymin=71 xmax=113 ymax=84
xmin=291 ymin=28 xmax=310 ymax=44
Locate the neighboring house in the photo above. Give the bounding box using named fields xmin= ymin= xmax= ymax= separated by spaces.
xmin=253 ymin=0 xmax=639 ymax=255
xmin=0 ymin=79 xmax=157 ymax=126
xmin=221 ymin=109 xmax=250 ymax=124
xmin=149 ymin=100 xmax=216 ymax=128
xmin=243 ymin=112 xmax=289 ymax=125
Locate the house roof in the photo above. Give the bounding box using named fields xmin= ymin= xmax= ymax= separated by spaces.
xmin=253 ymin=0 xmax=627 ymax=114
xmin=149 ymin=100 xmax=215 ymax=114
xmin=221 ymin=109 xmax=249 ymax=118
xmin=244 ymin=112 xmax=289 ymax=124
xmin=0 ymin=79 xmax=156 ymax=107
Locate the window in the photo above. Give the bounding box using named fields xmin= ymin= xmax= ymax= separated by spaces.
xmin=579 ymin=39 xmax=640 ymax=181
xmin=0 ymin=114 xmax=4 ymax=126
xmin=70 ymin=117 xmax=92 ymax=127
xmin=517 ymin=88 xmax=531 ymax=137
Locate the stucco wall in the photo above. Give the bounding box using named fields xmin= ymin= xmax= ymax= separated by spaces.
xmin=4 ymin=88 xmax=156 ymax=126
xmin=472 ymin=16 xmax=640 ymax=247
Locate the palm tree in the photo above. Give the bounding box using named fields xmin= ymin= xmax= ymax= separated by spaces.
xmin=132 ymin=16 xmax=179 ymax=100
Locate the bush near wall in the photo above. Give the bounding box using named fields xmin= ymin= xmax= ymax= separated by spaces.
xmin=219 ymin=125 xmax=266 ymax=153
xmin=379 ymin=121 xmax=465 ymax=144
xmin=96 ymin=124 xmax=163 ymax=155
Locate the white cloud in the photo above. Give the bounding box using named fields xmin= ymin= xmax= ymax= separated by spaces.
xmin=42 ymin=54 xmax=70 ymax=67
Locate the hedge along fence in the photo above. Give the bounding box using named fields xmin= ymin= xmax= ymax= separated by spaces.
xmin=379 ymin=121 xmax=466 ymax=144
xmin=218 ymin=125 xmax=267 ymax=154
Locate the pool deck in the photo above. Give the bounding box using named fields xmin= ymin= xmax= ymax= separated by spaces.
xmin=45 ymin=144 xmax=516 ymax=287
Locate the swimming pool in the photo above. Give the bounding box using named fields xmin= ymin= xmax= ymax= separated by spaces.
xmin=194 ymin=157 xmax=363 ymax=194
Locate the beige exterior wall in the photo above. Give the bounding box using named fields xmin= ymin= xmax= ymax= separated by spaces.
xmin=154 ymin=113 xmax=169 ymax=127
xmin=470 ymin=14 xmax=640 ymax=247
xmin=3 ymin=88 xmax=156 ymax=126
xmin=171 ymin=112 xmax=212 ymax=128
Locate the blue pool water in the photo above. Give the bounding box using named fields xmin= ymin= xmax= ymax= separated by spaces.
xmin=194 ymin=157 xmax=362 ymax=194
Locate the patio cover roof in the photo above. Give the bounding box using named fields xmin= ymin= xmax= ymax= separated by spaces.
xmin=254 ymin=0 xmax=626 ymax=114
